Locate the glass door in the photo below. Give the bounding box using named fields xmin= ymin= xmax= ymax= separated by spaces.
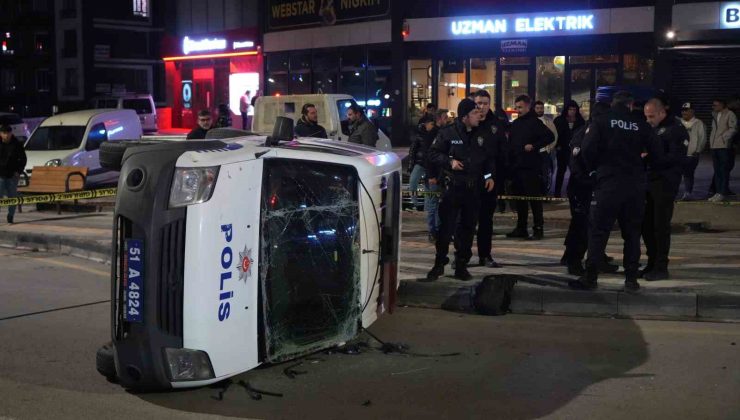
xmin=502 ymin=68 xmax=529 ymax=120
xmin=570 ymin=68 xmax=593 ymax=120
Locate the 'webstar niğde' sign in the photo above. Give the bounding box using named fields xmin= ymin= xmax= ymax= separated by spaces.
xmin=267 ymin=0 xmax=389 ymax=29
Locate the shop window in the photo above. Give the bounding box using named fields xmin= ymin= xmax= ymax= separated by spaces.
xmin=570 ymin=68 xmax=593 ymax=120
xmin=1 ymin=69 xmax=16 ymax=93
xmin=341 ymin=48 xmax=366 ymax=70
xmin=408 ymin=59 xmax=432 ymax=123
xmin=313 ymin=51 xmax=339 ymax=71
xmin=437 ymin=59 xmax=467 ymax=119
xmin=340 ymin=48 xmax=367 ymax=104
xmin=267 ymin=54 xmax=289 ymax=72
xmin=536 ymin=56 xmax=565 ymax=117
xmin=500 ymin=57 xmax=531 ymax=66
xmin=623 ymin=54 xmax=653 ymax=86
xmin=267 ymin=73 xmax=289 ymax=96
xmin=502 ymin=69 xmax=529 ymax=117
xmin=289 ymin=73 xmax=311 ymax=95
xmin=470 ymin=58 xmax=496 ymax=96
xmin=314 ymin=72 xmax=336 ymax=94
xmin=569 ymin=55 xmax=619 ymax=65
xmin=367 ymin=48 xmax=391 ymax=119
xmin=290 ymin=53 xmax=311 ymax=72
xmin=132 ymin=0 xmax=148 ymax=17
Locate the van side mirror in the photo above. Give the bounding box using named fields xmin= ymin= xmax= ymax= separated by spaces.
xmin=266 ymin=116 xmax=294 ymax=146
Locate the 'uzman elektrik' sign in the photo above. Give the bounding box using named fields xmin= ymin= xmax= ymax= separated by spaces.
xmin=451 ymin=14 xmax=596 ymax=36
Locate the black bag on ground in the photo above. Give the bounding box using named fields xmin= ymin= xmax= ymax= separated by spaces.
xmin=473 ymin=275 xmax=517 ymax=316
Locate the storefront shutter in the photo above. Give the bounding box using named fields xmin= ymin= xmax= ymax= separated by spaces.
xmin=670 ymin=50 xmax=740 ymax=127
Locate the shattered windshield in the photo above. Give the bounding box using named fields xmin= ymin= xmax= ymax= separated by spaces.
xmin=260 ymin=159 xmax=361 ymax=362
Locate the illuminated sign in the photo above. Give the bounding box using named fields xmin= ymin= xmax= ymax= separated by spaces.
xmin=232 ymin=41 xmax=255 ymax=49
xmin=451 ymin=14 xmax=595 ymax=37
xmin=721 ymin=3 xmax=740 ymax=28
xmin=182 ymin=36 xmax=227 ymax=55
xmin=182 ymin=80 xmax=192 ymax=109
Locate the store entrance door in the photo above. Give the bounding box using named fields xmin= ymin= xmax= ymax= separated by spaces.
xmin=193 ymin=68 xmax=215 ymax=114
xmin=568 ymin=64 xmax=618 ymax=120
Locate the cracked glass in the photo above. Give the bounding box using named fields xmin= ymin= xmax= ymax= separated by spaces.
xmin=260 ymin=159 xmax=361 ymax=362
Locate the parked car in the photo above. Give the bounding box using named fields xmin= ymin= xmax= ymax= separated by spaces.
xmin=96 ymin=119 xmax=401 ymax=391
xmin=0 ymin=112 xmax=31 ymax=142
xmin=23 ymin=109 xmax=143 ymax=187
xmin=92 ymin=94 xmax=158 ymax=133
xmin=252 ymin=94 xmax=392 ymax=150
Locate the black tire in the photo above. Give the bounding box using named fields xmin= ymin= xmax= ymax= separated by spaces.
xmin=100 ymin=141 xmax=159 ymax=171
xmin=96 ymin=341 xmax=118 ymax=383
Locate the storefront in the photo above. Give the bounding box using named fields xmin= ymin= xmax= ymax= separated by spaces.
xmin=662 ymin=1 xmax=740 ymax=124
xmin=403 ymin=6 xmax=656 ymax=121
xmin=162 ymin=29 xmax=262 ymax=130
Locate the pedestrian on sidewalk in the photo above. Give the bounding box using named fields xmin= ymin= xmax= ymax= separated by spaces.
xmin=708 ymin=98 xmax=737 ymax=201
xmin=407 ymin=114 xmax=436 ymax=214
xmin=641 ymin=98 xmax=689 ymax=281
xmin=186 ymin=110 xmax=213 ymax=140
xmin=472 ymin=90 xmax=507 ymax=268
xmin=239 ymin=90 xmax=251 ymax=130
xmin=424 ymin=99 xmax=495 ymax=282
xmin=506 ymin=95 xmax=554 ymax=241
xmin=553 ymin=100 xmax=586 ymax=197
xmin=569 ymin=91 xmax=664 ymax=293
xmin=534 ymin=101 xmax=558 ymax=196
xmin=0 ymin=124 xmax=27 ymax=224
xmin=561 ymin=102 xmax=618 ymax=276
xmin=423 ymin=109 xmax=450 ymax=241
xmin=678 ymin=102 xmax=707 ymax=201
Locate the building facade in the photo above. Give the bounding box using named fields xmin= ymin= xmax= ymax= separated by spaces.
xmin=262 ymin=0 xmax=740 ymax=145
xmin=0 ymin=0 xmax=55 ymax=117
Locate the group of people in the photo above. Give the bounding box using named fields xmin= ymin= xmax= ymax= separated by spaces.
xmin=187 ymin=99 xmax=380 ymax=147
xmin=411 ymin=90 xmax=737 ymax=291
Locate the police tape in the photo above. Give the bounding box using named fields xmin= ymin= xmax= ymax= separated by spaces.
xmin=0 ymin=188 xmax=118 ymax=208
xmin=402 ymin=190 xmax=740 ymax=205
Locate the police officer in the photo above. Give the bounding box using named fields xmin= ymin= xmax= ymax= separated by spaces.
xmin=472 ymin=89 xmax=507 ymax=268
xmin=562 ymin=102 xmax=617 ymax=276
xmin=569 ymin=91 xmax=665 ymax=292
xmin=506 ymin=95 xmax=554 ymax=240
xmin=641 ymin=98 xmax=689 ymax=280
xmin=425 ymin=98 xmax=495 ymax=281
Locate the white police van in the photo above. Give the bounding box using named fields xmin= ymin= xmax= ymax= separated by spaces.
xmin=101 ymin=120 xmax=401 ymax=391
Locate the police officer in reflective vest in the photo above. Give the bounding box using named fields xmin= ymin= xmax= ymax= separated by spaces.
xmin=569 ymin=91 xmax=665 ymax=292
xmin=425 ymin=99 xmax=495 ymax=281
xmin=641 ymin=98 xmax=689 ymax=280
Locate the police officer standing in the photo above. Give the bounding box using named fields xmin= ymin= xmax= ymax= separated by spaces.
xmin=641 ymin=98 xmax=689 ymax=280
xmin=425 ymin=99 xmax=495 ymax=281
xmin=569 ymin=91 xmax=665 ymax=292
xmin=473 ymin=90 xmax=507 ymax=268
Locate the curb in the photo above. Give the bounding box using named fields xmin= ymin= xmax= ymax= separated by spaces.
xmin=0 ymin=231 xmax=111 ymax=265
xmin=399 ymin=279 xmax=740 ymax=322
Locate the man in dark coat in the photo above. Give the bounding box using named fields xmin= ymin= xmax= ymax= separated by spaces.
xmin=294 ymin=103 xmax=328 ymax=138
xmin=0 ymin=124 xmax=27 ymax=224
xmin=553 ymin=100 xmax=586 ymax=197
xmin=187 ymin=109 xmax=213 ymax=140
xmin=506 ymin=95 xmax=554 ymax=240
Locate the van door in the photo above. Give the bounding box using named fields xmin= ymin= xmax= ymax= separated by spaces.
xmin=81 ymin=122 xmax=112 ymax=186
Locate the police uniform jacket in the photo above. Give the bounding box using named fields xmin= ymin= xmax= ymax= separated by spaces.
xmin=650 ymin=117 xmax=689 ymax=193
xmin=427 ymin=119 xmax=496 ymax=187
xmin=581 ymin=103 xmax=664 ymax=187
xmin=508 ymin=110 xmax=555 ymax=171
xmin=567 ymin=125 xmax=592 ymax=188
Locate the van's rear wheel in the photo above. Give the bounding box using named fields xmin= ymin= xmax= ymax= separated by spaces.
xmin=96 ymin=342 xmax=118 ymax=383
xmin=100 ymin=141 xmax=159 ymax=172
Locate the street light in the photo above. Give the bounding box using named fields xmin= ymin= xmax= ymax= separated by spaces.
xmin=666 ymin=30 xmax=676 ymax=40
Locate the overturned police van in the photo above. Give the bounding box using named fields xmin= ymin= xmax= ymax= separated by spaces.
xmin=97 ymin=120 xmax=401 ymax=391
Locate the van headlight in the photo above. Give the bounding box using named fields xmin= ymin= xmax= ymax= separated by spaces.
xmin=169 ymin=166 xmax=219 ymax=208
xmin=45 ymin=159 xmax=62 ymax=167
xmin=164 ymin=348 xmax=215 ymax=381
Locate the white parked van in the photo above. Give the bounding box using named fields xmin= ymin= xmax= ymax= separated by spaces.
xmin=23 ymin=109 xmax=143 ymax=187
xmin=92 ymin=94 xmax=157 ymax=133
xmin=252 ymin=94 xmax=392 ymax=150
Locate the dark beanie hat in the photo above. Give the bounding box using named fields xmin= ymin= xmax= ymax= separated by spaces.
xmin=457 ymin=98 xmax=477 ymax=120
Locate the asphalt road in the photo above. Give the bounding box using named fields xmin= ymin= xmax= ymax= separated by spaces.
xmin=1 ymin=249 xmax=739 ymax=420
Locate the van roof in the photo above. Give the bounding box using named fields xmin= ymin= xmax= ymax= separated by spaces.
xmin=40 ymin=109 xmax=137 ymax=126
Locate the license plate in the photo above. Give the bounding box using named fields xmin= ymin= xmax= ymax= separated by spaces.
xmin=123 ymin=239 xmax=144 ymax=323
